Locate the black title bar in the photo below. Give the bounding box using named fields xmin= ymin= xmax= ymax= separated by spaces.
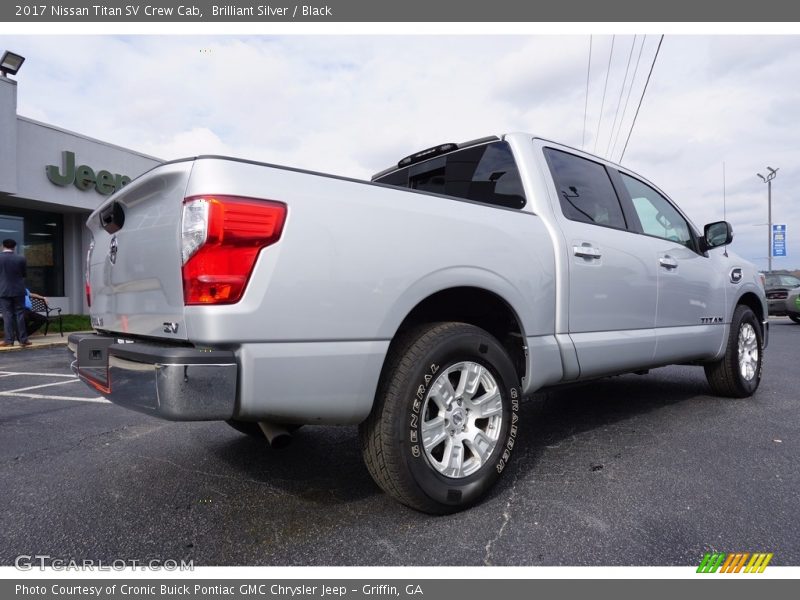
xmin=3 ymin=0 xmax=800 ymax=22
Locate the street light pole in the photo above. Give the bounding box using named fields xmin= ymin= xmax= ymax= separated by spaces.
xmin=757 ymin=167 xmax=779 ymax=271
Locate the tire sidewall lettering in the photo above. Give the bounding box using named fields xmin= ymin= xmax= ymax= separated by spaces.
xmin=408 ymin=362 xmax=438 ymax=459
xmin=497 ymin=392 xmax=519 ymax=474
xmin=404 ymin=337 xmax=519 ymax=494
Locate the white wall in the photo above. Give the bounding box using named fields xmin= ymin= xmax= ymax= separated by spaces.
xmin=15 ymin=117 xmax=160 ymax=212
xmin=0 ymin=77 xmax=17 ymax=194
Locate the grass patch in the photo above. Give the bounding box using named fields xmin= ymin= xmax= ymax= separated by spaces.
xmin=60 ymin=314 xmax=92 ymax=332
xmin=1 ymin=313 xmax=92 ymax=336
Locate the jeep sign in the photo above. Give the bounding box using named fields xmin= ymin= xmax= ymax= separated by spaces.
xmin=46 ymin=150 xmax=131 ymax=195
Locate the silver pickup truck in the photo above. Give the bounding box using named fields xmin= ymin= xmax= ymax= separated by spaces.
xmin=69 ymin=133 xmax=768 ymax=513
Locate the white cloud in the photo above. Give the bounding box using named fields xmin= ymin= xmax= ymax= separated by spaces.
xmin=5 ymin=34 xmax=800 ymax=269
xmin=137 ymin=127 xmax=234 ymax=159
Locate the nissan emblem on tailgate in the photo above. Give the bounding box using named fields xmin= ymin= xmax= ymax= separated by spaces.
xmin=109 ymin=235 xmax=118 ymax=265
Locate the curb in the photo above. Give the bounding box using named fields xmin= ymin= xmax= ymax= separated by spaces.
xmin=0 ymin=331 xmax=90 ymax=353
xmin=0 ymin=340 xmax=69 ymax=352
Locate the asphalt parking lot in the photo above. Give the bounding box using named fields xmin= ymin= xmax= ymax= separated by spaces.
xmin=0 ymin=320 xmax=798 ymax=567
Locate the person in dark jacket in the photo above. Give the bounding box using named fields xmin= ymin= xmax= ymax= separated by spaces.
xmin=0 ymin=239 xmax=30 ymax=347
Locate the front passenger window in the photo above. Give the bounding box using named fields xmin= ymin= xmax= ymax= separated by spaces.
xmin=620 ymin=173 xmax=693 ymax=248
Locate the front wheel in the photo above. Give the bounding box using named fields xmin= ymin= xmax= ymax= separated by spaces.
xmin=704 ymin=305 xmax=763 ymax=397
xmin=359 ymin=322 xmax=521 ymax=514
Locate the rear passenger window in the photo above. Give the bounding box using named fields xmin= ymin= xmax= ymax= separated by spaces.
xmin=544 ymin=148 xmax=626 ymax=229
xmin=375 ymin=141 xmax=526 ymax=209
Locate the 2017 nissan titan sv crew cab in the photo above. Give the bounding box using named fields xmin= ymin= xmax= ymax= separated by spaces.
xmin=69 ymin=133 xmax=768 ymax=513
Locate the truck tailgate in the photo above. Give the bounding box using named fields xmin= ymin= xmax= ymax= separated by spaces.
xmin=87 ymin=161 xmax=193 ymax=341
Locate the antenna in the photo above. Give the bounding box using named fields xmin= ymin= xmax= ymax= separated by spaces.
xmin=723 ymin=162 xmax=728 ymax=257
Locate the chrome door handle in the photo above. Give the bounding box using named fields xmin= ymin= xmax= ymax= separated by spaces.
xmin=573 ymin=245 xmax=602 ymax=259
xmin=659 ymin=256 xmax=678 ymax=270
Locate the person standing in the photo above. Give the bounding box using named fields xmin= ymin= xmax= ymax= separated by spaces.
xmin=0 ymin=239 xmax=31 ymax=347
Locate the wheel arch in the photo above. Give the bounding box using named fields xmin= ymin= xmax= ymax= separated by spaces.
xmin=736 ymin=291 xmax=765 ymax=324
xmin=384 ymin=286 xmax=528 ymax=386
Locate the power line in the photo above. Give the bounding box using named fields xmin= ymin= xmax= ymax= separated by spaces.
xmin=604 ymin=35 xmax=637 ymax=159
xmin=610 ymin=35 xmax=646 ymax=160
xmin=619 ymin=34 xmax=664 ymax=163
xmin=582 ymin=35 xmax=592 ymax=151
xmin=593 ymin=35 xmax=615 ymax=155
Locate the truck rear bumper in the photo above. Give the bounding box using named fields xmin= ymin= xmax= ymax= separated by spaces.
xmin=68 ymin=333 xmax=237 ymax=421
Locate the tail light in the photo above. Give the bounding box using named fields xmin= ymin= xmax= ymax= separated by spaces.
xmin=181 ymin=195 xmax=287 ymax=305
xmin=85 ymin=239 xmax=94 ymax=307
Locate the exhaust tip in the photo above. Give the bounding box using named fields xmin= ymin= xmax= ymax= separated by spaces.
xmin=268 ymin=433 xmax=292 ymax=450
xmin=258 ymin=421 xmax=292 ymax=449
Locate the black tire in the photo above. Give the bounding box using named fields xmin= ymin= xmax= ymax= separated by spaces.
xmin=789 ymin=315 xmax=800 ymax=324
xmin=359 ymin=322 xmax=521 ymax=514
xmin=225 ymin=420 xmax=302 ymax=437
xmin=704 ymin=305 xmax=763 ymax=398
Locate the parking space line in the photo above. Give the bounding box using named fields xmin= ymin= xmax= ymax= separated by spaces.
xmin=4 ymin=379 xmax=82 ymax=394
xmin=0 ymin=374 xmax=106 ymax=403
xmin=0 ymin=391 xmax=108 ymax=403
xmin=0 ymin=371 xmax=77 ymax=378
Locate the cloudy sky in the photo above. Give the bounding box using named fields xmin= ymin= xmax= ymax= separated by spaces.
xmin=4 ymin=34 xmax=799 ymax=269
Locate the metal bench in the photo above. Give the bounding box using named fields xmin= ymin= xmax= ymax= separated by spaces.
xmin=29 ymin=297 xmax=63 ymax=337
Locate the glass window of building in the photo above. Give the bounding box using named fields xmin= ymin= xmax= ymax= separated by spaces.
xmin=0 ymin=208 xmax=65 ymax=296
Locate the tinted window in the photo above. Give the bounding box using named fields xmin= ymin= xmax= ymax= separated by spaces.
xmin=620 ymin=173 xmax=693 ymax=248
xmin=375 ymin=169 xmax=408 ymax=188
xmin=375 ymin=141 xmax=526 ymax=209
xmin=0 ymin=208 xmax=64 ymax=296
xmin=544 ymin=148 xmax=626 ymax=229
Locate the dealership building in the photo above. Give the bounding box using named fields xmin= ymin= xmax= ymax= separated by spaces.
xmin=1 ymin=68 xmax=161 ymax=315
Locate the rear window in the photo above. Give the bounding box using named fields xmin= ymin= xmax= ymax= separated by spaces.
xmin=375 ymin=141 xmax=526 ymax=209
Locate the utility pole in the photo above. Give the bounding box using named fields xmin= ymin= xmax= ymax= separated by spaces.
xmin=757 ymin=167 xmax=779 ymax=271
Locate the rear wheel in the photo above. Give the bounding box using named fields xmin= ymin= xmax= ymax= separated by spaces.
xmin=789 ymin=315 xmax=800 ymax=324
xmin=704 ymin=305 xmax=763 ymax=397
xmin=360 ymin=322 xmax=520 ymax=514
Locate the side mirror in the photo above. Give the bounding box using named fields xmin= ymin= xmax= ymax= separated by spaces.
xmin=701 ymin=220 xmax=733 ymax=252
